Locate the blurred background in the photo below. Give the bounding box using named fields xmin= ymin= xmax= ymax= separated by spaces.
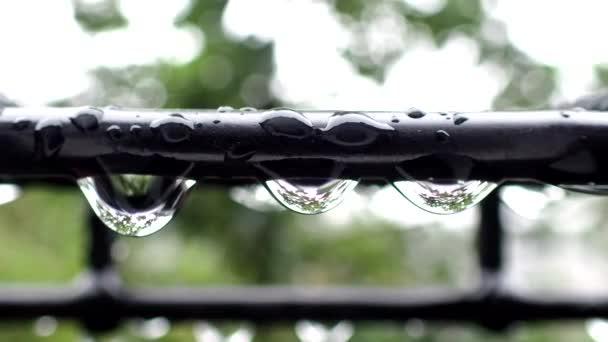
xmin=1 ymin=0 xmax=608 ymax=340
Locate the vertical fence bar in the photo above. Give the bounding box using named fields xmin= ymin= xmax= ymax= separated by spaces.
xmin=477 ymin=189 xmax=503 ymax=281
xmin=475 ymin=188 xmax=510 ymax=330
xmin=82 ymin=210 xmax=123 ymax=332
xmin=87 ymin=210 xmax=115 ymax=272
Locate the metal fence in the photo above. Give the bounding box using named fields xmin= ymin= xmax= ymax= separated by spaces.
xmin=0 ymin=103 xmax=607 ymax=332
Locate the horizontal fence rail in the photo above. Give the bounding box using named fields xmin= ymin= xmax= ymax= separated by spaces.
xmin=0 ymin=107 xmax=605 ymax=184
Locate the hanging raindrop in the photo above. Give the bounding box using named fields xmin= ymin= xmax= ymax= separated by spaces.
xmin=77 ymin=175 xmax=195 ymax=236
xmin=264 ymin=178 xmax=358 ymax=214
xmin=392 ymin=179 xmax=496 ymax=214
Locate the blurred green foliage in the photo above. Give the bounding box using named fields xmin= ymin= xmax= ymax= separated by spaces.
xmin=0 ymin=0 xmax=601 ymax=340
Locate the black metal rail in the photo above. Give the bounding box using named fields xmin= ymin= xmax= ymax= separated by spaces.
xmin=0 ymin=107 xmax=606 ymax=184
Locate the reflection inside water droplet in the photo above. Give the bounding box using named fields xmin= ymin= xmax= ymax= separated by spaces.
xmin=393 ymin=179 xmax=496 ymax=214
xmin=264 ymin=178 xmax=358 ymax=214
xmin=78 ymin=175 xmax=195 ymax=236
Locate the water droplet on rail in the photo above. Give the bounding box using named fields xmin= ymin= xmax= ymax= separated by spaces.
xmin=13 ymin=117 xmax=30 ymax=130
xmin=264 ymin=178 xmax=358 ymax=214
xmin=454 ymin=116 xmax=469 ymax=125
xmin=70 ymin=107 xmax=103 ymax=132
xmin=407 ymin=109 xmax=426 ymax=119
xmin=323 ymin=111 xmax=394 ymax=146
xmin=106 ymin=125 xmax=123 ymax=141
xmin=130 ymin=124 xmax=143 ymax=137
xmin=151 ymin=115 xmax=194 ymax=143
xmin=240 ymin=106 xmax=257 ymax=112
xmin=213 ymin=120 xmax=221 ymax=124
xmin=260 ymin=108 xmax=314 ymax=139
xmin=77 ymin=175 xmax=196 ymax=236
xmin=217 ymin=106 xmax=234 ymax=113
xmin=393 ymin=179 xmax=496 ymax=214
xmin=560 ymin=111 xmax=570 ymax=118
xmin=435 ymin=130 xmax=450 ymax=143
xmin=35 ymin=119 xmax=64 ymax=157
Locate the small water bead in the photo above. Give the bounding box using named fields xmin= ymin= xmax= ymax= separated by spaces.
xmin=70 ymin=107 xmax=103 ymax=132
xmin=435 ymin=130 xmax=450 ymax=143
xmin=260 ymin=108 xmax=314 ymax=139
xmin=35 ymin=119 xmax=65 ymax=157
xmin=150 ymin=115 xmax=194 ymax=143
xmin=264 ymin=178 xmax=358 ymax=214
xmin=217 ymin=106 xmax=234 ymax=113
xmin=392 ymin=179 xmax=497 ymax=214
xmin=106 ymin=125 xmax=124 ymax=141
xmin=77 ymin=175 xmax=196 ymax=236
xmin=323 ymin=112 xmax=394 ymax=146
xmin=454 ymin=116 xmax=469 ymax=125
xmin=239 ymin=106 xmax=257 ymax=112
xmin=12 ymin=117 xmax=30 ymax=130
xmin=130 ymin=124 xmax=143 ymax=137
xmin=407 ymin=109 xmax=425 ymax=119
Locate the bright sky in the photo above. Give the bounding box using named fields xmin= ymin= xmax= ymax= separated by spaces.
xmin=0 ymin=0 xmax=605 ymax=107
